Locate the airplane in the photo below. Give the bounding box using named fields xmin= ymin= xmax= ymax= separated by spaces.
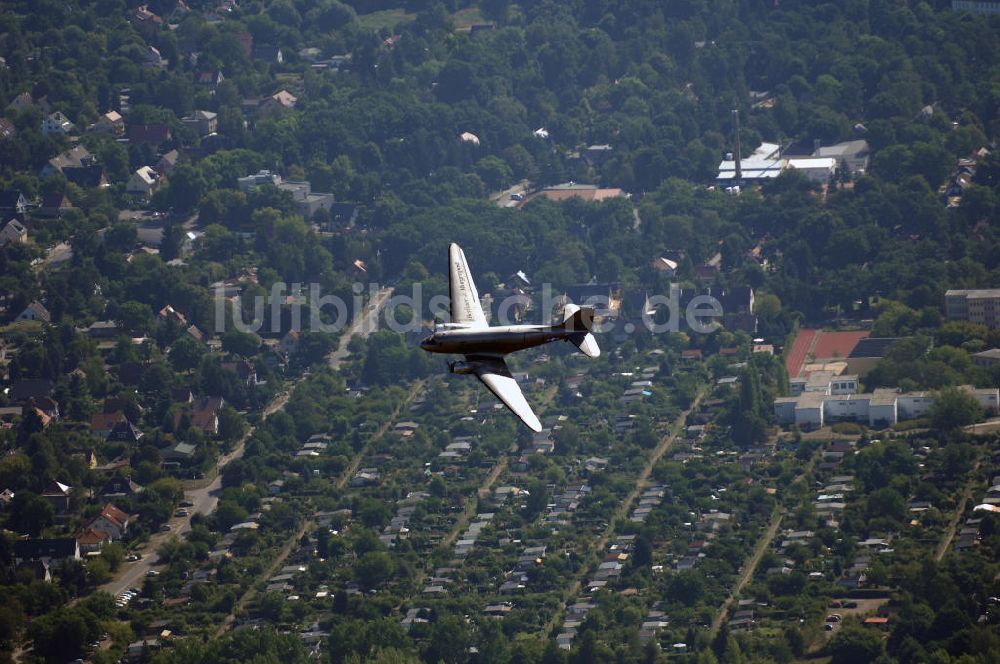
xmin=420 ymin=243 xmax=600 ymax=432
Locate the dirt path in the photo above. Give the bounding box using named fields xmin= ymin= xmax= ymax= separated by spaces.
xmin=215 ymin=518 xmax=314 ymax=637
xmin=710 ymin=507 xmax=783 ymax=635
xmin=542 ymin=388 xmax=706 ymax=636
xmin=710 ymin=454 xmax=818 ymax=636
xmin=935 ymin=455 xmax=983 ymax=561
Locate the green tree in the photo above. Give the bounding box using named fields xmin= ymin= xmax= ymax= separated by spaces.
xmin=116 ymin=301 xmax=154 ymax=335
xmin=218 ymin=406 xmax=247 ymax=443
xmin=354 ymin=551 xmax=394 ymax=588
xmin=222 ymin=330 xmax=260 ymax=357
xmin=930 ymin=386 xmax=982 ymax=432
xmin=828 ymin=624 xmax=883 ymax=664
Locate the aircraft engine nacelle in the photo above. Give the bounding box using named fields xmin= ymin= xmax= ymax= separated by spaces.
xmin=448 ymin=360 xmax=478 ymax=375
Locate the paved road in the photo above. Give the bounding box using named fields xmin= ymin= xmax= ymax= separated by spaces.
xmin=101 ymin=286 xmax=394 ymax=599
xmin=491 ymin=180 xmax=529 ymax=208
xmin=328 ymin=286 xmax=394 ymax=368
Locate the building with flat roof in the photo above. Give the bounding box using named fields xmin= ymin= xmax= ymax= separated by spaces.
xmin=717 ymin=142 xmax=783 ymax=183
xmin=945 ymin=289 xmax=1000 ymax=328
xmin=814 ymin=139 xmax=870 ymax=175
xmin=952 ymin=1 xmax=1000 ymax=14
xmin=785 ymin=157 xmax=837 ymax=183
xmin=775 ymin=384 xmax=998 ymax=428
xmin=973 ymin=348 xmax=1000 ymax=367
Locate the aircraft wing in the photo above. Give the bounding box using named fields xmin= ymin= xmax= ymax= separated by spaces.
xmin=449 ymin=243 xmax=488 ymax=328
xmin=472 ymin=357 xmax=542 ymax=432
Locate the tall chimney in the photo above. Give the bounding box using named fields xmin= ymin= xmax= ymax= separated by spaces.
xmin=732 ymin=109 xmax=742 ymax=185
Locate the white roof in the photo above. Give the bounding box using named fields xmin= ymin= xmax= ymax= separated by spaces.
xmin=134 ymin=166 xmax=158 ymax=185
xmin=716 ymin=163 xmax=784 ymax=180
xmin=786 ymin=157 xmax=836 ymax=171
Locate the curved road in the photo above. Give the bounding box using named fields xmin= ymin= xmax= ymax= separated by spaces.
xmin=101 ymin=286 xmax=394 ymax=598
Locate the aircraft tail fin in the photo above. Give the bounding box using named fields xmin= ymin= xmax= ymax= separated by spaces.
xmin=559 ymin=304 xmax=600 ymax=358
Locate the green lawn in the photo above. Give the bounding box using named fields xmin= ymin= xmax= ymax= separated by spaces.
xmin=357 ymin=8 xmax=416 ymax=31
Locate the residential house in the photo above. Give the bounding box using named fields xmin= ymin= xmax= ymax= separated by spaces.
xmin=163 ymin=442 xmax=197 ymax=465
xmin=94 ymin=110 xmax=125 ymax=135
xmin=100 ymin=476 xmax=143 ymax=498
xmin=280 ymin=329 xmax=301 ymax=355
xmin=41 ymin=111 xmax=75 ymax=136
xmin=16 ymin=301 xmax=51 ymax=323
xmin=128 ymin=123 xmax=172 ymax=146
xmin=158 ymin=304 xmax=188 ymax=326
xmin=84 ymin=503 xmax=131 ymax=540
xmin=141 ymin=46 xmax=166 ymax=68
xmin=27 ymin=396 xmax=58 ymax=420
xmin=0 ymin=117 xmax=17 ymax=140
xmin=14 ymin=538 xmax=80 ymax=567
xmin=82 ymin=320 xmax=118 ymax=339
xmin=126 ymin=166 xmax=162 ymax=197
xmin=182 ymin=110 xmax=217 ymax=136
xmin=107 ymin=418 xmax=143 ymax=444
xmin=6 ymin=91 xmax=38 ymax=112
xmin=41 ymin=145 xmax=94 ymax=177
xmin=174 ymin=396 xmax=223 ymax=436
xmin=38 ymin=192 xmax=73 ymax=216
xmin=41 ymin=480 xmax=73 ymax=512
xmin=222 ymin=360 xmax=257 ymax=385
xmin=258 ymin=90 xmax=297 ymax=117
xmin=194 ymin=67 xmax=225 ymax=87
xmin=651 ymin=256 xmax=678 ymax=276
xmin=171 ymin=387 xmax=194 ymax=403
xmin=0 ymin=190 xmax=29 ymax=215
xmin=252 ymin=45 xmax=283 ymax=63
xmin=0 ymin=218 xmax=27 ymax=246
xmin=76 ymin=528 xmax=113 ymax=553
xmin=156 ymin=149 xmax=179 ymax=175
xmin=27 ymin=407 xmax=52 ymax=429
xmin=10 ymin=378 xmax=53 ymax=401
xmin=128 ymin=5 xmax=163 ymax=38
xmin=64 ymin=164 xmax=109 ymax=188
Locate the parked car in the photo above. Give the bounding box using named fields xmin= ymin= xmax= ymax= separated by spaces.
xmin=826 ymin=614 xmax=842 ymax=622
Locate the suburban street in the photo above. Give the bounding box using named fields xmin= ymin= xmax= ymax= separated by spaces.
xmin=101 ymin=286 xmax=394 ymax=598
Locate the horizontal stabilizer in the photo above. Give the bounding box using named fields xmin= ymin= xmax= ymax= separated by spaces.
xmin=560 ymin=304 xmax=599 ymax=357
xmin=572 ymin=332 xmax=600 ymax=358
